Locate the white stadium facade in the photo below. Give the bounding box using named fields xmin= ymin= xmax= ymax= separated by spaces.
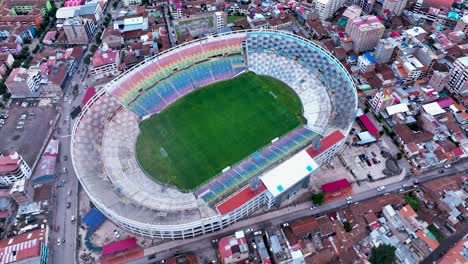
xmin=71 ymin=30 xmax=358 ymax=239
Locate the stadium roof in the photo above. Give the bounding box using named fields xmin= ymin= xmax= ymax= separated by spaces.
xmin=82 ymin=208 xmax=106 ymax=231
xmin=216 ymin=183 xmax=267 ymax=215
xmin=321 ymin=179 xmax=350 ymax=193
xmin=306 ymin=130 xmax=345 ymax=158
xmin=102 ymin=237 xmax=137 ymax=256
xmin=261 ymin=150 xmax=318 ymax=197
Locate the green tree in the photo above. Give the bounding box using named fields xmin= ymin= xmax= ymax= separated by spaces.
xmin=32 ymin=45 xmax=40 ymax=54
xmin=396 ymin=152 xmax=403 ymax=160
xmin=2 ymin=92 xmax=11 ymax=101
xmin=90 ymin=45 xmax=98 ymax=53
xmin=343 ymin=221 xmax=352 ymax=232
xmin=311 ymin=192 xmax=325 ymax=205
xmin=364 ymin=106 xmax=369 ymax=113
xmin=95 ymin=31 xmax=103 ymax=44
xmin=369 ymin=244 xmax=396 ymax=264
xmin=83 ymin=55 xmax=92 ymax=65
xmin=404 ymin=193 xmax=419 ymax=211
xmin=112 ymin=2 xmax=118 ymax=8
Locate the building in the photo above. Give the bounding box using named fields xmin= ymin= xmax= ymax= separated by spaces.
xmin=454 ymin=15 xmax=468 ymax=33
xmin=113 ymin=13 xmax=148 ymax=33
xmin=0 ymin=152 xmax=31 ymax=186
xmin=0 ymin=227 xmax=49 ymax=263
xmin=314 ymin=0 xmax=346 ymax=21
xmin=63 ymin=17 xmax=96 ymax=45
xmin=374 ymin=39 xmax=396 ymax=63
xmin=429 ymin=71 xmax=450 ymax=91
xmin=9 ymin=178 xmax=33 ymax=205
xmin=447 ymin=56 xmax=468 ymax=96
xmin=437 ymin=238 xmax=468 ymax=264
xmin=354 ymin=0 xmax=375 ymax=14
xmin=122 ymin=0 xmax=142 ymax=7
xmin=368 ymin=88 xmax=394 ymax=112
xmin=213 ymin=11 xmax=227 ymax=33
xmin=382 ymin=0 xmax=408 ymax=16
xmin=91 ymin=46 xmax=121 ymax=79
xmin=218 ymin=231 xmax=249 ymax=264
xmin=5 ymin=67 xmax=42 ymax=98
xmin=101 ymin=28 xmax=123 ymax=49
xmin=358 ymin=52 xmax=376 ymax=73
xmin=345 ymin=15 xmax=385 ymax=53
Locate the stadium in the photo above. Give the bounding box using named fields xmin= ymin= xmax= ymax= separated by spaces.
xmin=71 ymin=30 xmax=358 ymax=239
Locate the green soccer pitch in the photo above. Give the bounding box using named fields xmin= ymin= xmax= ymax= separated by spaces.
xmin=135 ymin=72 xmax=304 ymax=190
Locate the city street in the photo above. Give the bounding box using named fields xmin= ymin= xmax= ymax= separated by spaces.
xmin=49 ymin=63 xmax=90 ymax=264
xmin=127 ymin=161 xmax=468 ymax=264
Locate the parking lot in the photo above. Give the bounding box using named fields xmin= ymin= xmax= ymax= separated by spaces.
xmin=0 ymin=99 xmax=58 ymax=165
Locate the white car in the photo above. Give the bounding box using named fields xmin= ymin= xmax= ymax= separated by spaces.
xmin=68 ymin=189 xmax=71 ymax=195
xmin=253 ymin=230 xmax=262 ymax=236
xmin=345 ymin=196 xmax=352 ymax=201
xmin=444 ymin=164 xmax=451 ymax=168
xmin=310 ymin=206 xmax=317 ymax=210
xmin=71 ymin=215 xmax=75 ymax=222
xmin=282 ymin=223 xmax=289 ymax=227
xmin=57 ymin=238 xmax=61 ymax=246
xmin=245 ymin=228 xmax=253 ymax=233
xmin=377 ymin=186 xmax=386 ymax=192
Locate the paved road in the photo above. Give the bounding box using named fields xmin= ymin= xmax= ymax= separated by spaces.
xmin=50 ymin=63 xmax=91 ymax=264
xmin=163 ymin=4 xmax=177 ymax=47
xmin=127 ymin=161 xmax=468 ymax=264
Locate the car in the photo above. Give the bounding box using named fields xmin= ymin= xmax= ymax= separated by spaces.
xmin=347 ymin=200 xmax=352 ymax=204
xmin=63 ymin=155 xmax=68 ymax=161
xmin=399 ymin=188 xmax=405 ymax=193
xmin=57 ymin=238 xmax=61 ymax=246
xmin=16 ymin=126 xmax=23 ymax=130
xmin=366 ymin=160 xmax=372 ymax=167
xmin=413 ymin=180 xmax=419 ymax=185
xmin=68 ymin=189 xmax=71 ymax=195
xmin=384 ymin=192 xmax=390 ymax=196
xmin=444 ymin=164 xmax=451 ymax=168
xmin=114 ymin=230 xmax=120 ymax=238
xmin=17 ymin=121 xmax=24 ymax=125
xmin=310 ymin=206 xmax=317 ymax=210
xmin=66 ymin=202 xmax=70 ymax=208
xmin=371 ymin=151 xmax=377 ymax=157
xmin=253 ymin=230 xmax=262 ymax=236
xmin=245 ymin=228 xmax=253 ymax=233
xmin=251 ymin=242 xmax=257 ymax=249
xmin=71 ymin=215 xmax=75 ymax=222
xmin=282 ymin=223 xmax=289 ymax=227
xmin=372 ymin=158 xmax=377 ymax=164
xmin=438 ymin=169 xmax=444 ymax=173
xmin=377 ymin=186 xmax=386 ymax=192
xmin=345 ymin=196 xmax=352 ymax=201
xmin=62 ymin=167 xmax=67 ymax=173
xmin=402 ymin=184 xmax=408 ymax=188
xmin=211 ymin=239 xmax=218 ymax=244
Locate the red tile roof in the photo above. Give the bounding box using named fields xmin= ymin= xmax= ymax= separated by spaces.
xmin=81 ymin=87 xmax=96 ymax=108
xmin=216 ymin=183 xmax=266 ymax=215
xmin=0 ymin=228 xmax=46 ymax=263
xmin=306 ymin=130 xmax=345 ymax=158
xmin=321 ymin=179 xmax=351 ymax=193
xmin=0 ymin=152 xmax=20 ymax=173
xmin=102 ymin=237 xmax=137 ymax=256
xmin=92 ymin=49 xmax=119 ymax=67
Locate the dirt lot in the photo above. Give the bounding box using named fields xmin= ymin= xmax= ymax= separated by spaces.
xmin=0 ymin=99 xmax=58 ymax=166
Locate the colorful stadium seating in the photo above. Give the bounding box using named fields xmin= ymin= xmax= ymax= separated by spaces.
xmin=195 ymin=126 xmax=317 ymax=204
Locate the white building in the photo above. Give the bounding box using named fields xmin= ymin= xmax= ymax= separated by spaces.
xmin=122 ymin=0 xmax=142 ymax=7
xmin=5 ymin=68 xmax=42 ymax=98
xmin=382 ymin=0 xmax=408 ymax=16
xmin=91 ymin=46 xmax=121 ymax=79
xmin=213 ymin=11 xmax=227 ymax=32
xmin=0 ymin=152 xmax=31 ymax=186
xmin=447 ymin=56 xmax=468 ymax=96
xmin=314 ymin=0 xmax=346 ymax=21
xmin=358 ymin=52 xmax=376 ymax=73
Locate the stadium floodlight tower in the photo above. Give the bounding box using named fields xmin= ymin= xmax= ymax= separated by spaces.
xmin=71 ymin=30 xmax=357 ymax=240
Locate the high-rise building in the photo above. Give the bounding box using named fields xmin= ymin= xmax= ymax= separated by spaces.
xmin=314 ymin=0 xmax=346 ymax=21
xmin=447 ymin=56 xmax=468 ymax=96
xmin=213 ymin=11 xmax=227 ymax=32
xmin=63 ymin=17 xmax=96 ymax=45
xmin=354 ymin=0 xmax=375 ymax=14
xmin=454 ymin=15 xmax=468 ymax=33
xmin=382 ymin=0 xmax=408 ymax=16
xmin=368 ymin=88 xmax=394 ymax=112
xmin=374 ymin=38 xmax=397 ymax=63
xmin=345 ymin=15 xmax=385 ymax=53
xmin=0 ymin=152 xmax=31 ymax=186
xmin=9 ymin=178 xmax=33 ymax=205
xmin=429 ymin=71 xmax=450 ymax=91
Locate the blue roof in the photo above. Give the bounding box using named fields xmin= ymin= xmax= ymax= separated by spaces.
xmin=364 ymin=52 xmax=376 ymax=63
xmin=82 ymin=208 xmax=106 ymax=231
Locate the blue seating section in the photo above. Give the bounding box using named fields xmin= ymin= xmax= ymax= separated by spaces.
xmin=196 ymin=126 xmax=317 ymax=204
xmin=128 ymin=55 xmax=245 ymax=117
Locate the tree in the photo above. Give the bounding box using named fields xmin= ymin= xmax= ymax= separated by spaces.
xmin=90 ymin=45 xmax=98 ymax=53
xmin=95 ymin=31 xmax=103 ymax=44
xmin=83 ymin=55 xmax=92 ymax=65
xmin=311 ymin=192 xmax=325 ymax=205
xmin=112 ymin=2 xmax=118 ymax=8
xmin=379 ymin=130 xmax=384 ymax=136
xmin=32 ymin=45 xmax=40 ymax=54
xmin=369 ymin=244 xmax=396 ymax=264
xmin=2 ymin=92 xmax=11 ymax=101
xmin=343 ymin=221 xmax=352 ymax=232
xmin=404 ymin=193 xmax=419 ymax=211
xmin=364 ymin=106 xmax=369 ymax=113
xmin=396 ymin=152 xmax=402 ymax=160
